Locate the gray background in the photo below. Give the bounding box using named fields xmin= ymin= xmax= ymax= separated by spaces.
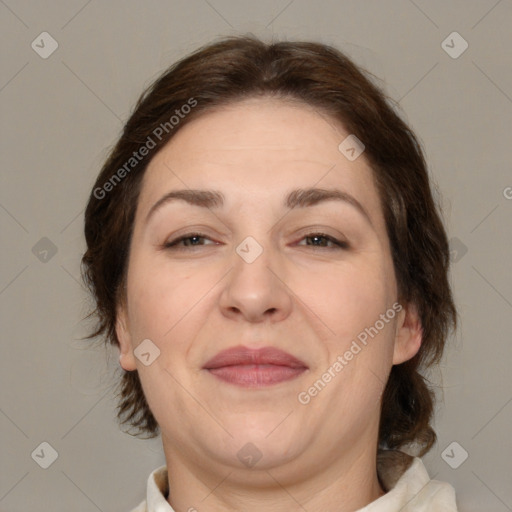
xmin=1 ymin=1 xmax=511 ymax=511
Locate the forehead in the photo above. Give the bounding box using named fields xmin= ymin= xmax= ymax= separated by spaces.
xmin=156 ymin=97 xmax=354 ymax=166
xmin=137 ymin=97 xmax=383 ymax=226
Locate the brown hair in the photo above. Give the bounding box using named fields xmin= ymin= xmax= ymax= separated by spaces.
xmin=81 ymin=35 xmax=456 ymax=455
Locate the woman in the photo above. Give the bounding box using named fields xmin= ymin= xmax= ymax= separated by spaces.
xmin=82 ymin=35 xmax=458 ymax=511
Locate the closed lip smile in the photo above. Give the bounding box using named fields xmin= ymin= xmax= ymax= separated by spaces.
xmin=203 ymin=345 xmax=308 ymax=387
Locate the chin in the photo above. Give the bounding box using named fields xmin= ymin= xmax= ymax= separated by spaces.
xmin=219 ymin=419 xmax=305 ymax=467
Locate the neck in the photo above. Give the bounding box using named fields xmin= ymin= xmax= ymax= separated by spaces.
xmin=162 ymin=438 xmax=386 ymax=512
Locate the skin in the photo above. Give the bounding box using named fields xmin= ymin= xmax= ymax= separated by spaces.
xmin=116 ymin=97 xmax=422 ymax=512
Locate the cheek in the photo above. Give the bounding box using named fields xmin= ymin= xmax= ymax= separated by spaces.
xmin=295 ymin=256 xmax=392 ymax=338
xmin=297 ymin=254 xmax=397 ymax=391
xmin=126 ymin=252 xmax=208 ymax=341
xmin=123 ymin=256 xmax=208 ymax=418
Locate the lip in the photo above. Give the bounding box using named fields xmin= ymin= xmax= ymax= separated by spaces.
xmin=203 ymin=345 xmax=308 ymax=387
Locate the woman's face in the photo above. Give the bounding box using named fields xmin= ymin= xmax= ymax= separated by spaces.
xmin=116 ymin=97 xmax=421 ymax=481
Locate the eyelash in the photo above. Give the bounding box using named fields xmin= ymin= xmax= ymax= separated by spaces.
xmin=163 ymin=232 xmax=349 ymax=251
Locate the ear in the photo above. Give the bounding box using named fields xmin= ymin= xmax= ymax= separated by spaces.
xmin=393 ymin=302 xmax=422 ymax=365
xmin=115 ymin=303 xmax=137 ymax=371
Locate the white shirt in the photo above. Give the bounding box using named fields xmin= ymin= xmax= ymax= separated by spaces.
xmin=130 ymin=451 xmax=458 ymax=511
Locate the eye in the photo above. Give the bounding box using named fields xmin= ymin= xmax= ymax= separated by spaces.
xmin=163 ymin=232 xmax=217 ymax=250
xmin=162 ymin=231 xmax=349 ymax=251
xmin=296 ymin=232 xmax=349 ymax=250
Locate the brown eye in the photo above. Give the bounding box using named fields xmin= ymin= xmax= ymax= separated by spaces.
xmin=164 ymin=232 xmax=216 ymax=249
xmin=298 ymin=233 xmax=349 ymax=250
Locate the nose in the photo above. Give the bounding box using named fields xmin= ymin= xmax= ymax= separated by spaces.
xmin=218 ymin=241 xmax=293 ymax=324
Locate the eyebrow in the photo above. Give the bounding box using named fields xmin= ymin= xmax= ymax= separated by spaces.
xmin=144 ymin=187 xmax=373 ymax=226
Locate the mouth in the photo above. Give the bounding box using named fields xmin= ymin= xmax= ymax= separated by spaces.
xmin=203 ymin=345 xmax=308 ymax=388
